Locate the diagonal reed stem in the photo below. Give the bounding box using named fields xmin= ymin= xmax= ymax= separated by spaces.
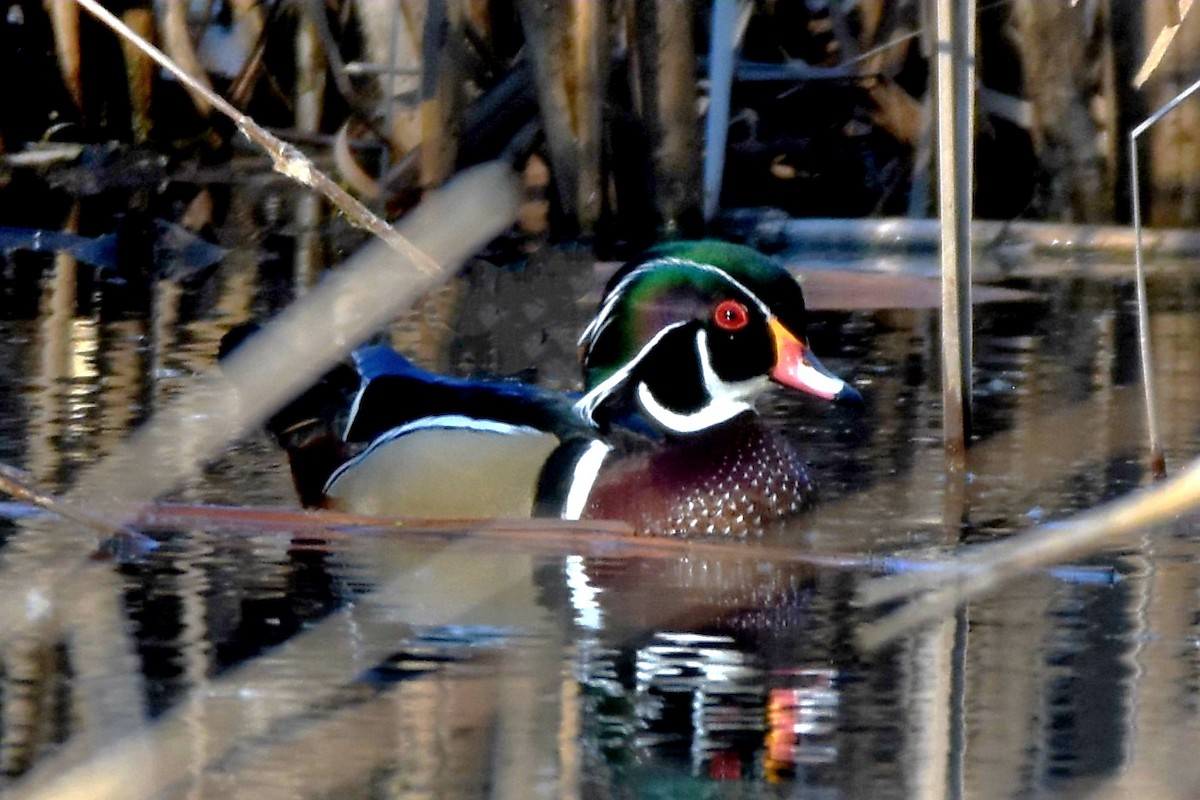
xmin=73 ymin=0 xmax=439 ymax=278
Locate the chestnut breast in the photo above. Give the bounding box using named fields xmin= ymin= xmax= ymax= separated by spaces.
xmin=581 ymin=419 xmax=815 ymax=538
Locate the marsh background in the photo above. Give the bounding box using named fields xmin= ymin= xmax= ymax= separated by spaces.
xmin=4 ymin=1 xmax=1200 ymax=798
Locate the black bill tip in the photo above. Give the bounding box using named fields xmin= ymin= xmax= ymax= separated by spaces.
xmin=833 ymin=383 xmax=865 ymax=409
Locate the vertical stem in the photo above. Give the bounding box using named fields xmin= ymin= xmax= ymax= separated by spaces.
xmin=382 ymin=0 xmax=402 ymax=173
xmin=645 ymin=0 xmax=700 ymax=234
xmin=47 ymin=0 xmax=82 ymax=112
xmin=514 ymin=0 xmax=581 ymax=224
xmin=421 ymin=0 xmax=465 ymax=189
xmin=1130 ymin=134 xmax=1166 ymax=478
xmin=959 ymin=1 xmax=975 ymax=437
xmin=908 ymin=94 xmax=934 ymax=216
xmin=120 ymin=8 xmax=155 ymax=142
xmin=573 ymin=0 xmax=606 ymax=234
xmin=295 ymin=13 xmax=326 ymax=135
xmin=294 ymin=9 xmax=326 ymax=290
xmin=936 ymin=0 xmax=974 ymax=461
xmin=1125 ymin=68 xmax=1200 ymax=480
xmin=158 ymin=0 xmax=214 ymax=115
xmin=703 ymin=0 xmax=738 ymax=223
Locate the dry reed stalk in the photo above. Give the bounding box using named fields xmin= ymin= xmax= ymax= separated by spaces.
xmin=352 ymin=0 xmax=425 ymax=154
xmin=295 ymin=13 xmax=327 ymax=134
xmin=157 ymin=0 xmax=214 ymax=115
xmin=702 ymin=0 xmax=739 ymax=222
xmin=515 ymin=0 xmax=582 ymax=222
xmin=635 ymin=0 xmax=701 ymax=232
xmin=420 ymin=0 xmax=466 ymax=188
xmin=228 ymin=0 xmax=264 ymax=52
xmin=934 ymin=0 xmax=974 ymax=460
xmin=1133 ymin=0 xmax=1194 ymax=88
xmin=119 ymin=8 xmax=156 ymax=142
xmin=73 ymin=0 xmax=440 ymax=276
xmin=572 ymin=0 xmax=606 ymax=231
xmin=46 ymin=0 xmax=82 ymax=111
xmin=0 ymin=0 xmax=515 ymax=604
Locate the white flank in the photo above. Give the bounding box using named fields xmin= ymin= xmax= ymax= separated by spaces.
xmin=325 ymin=414 xmax=543 ymax=491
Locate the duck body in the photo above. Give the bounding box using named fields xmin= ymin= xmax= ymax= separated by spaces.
xmin=263 ymin=240 xmax=861 ymax=537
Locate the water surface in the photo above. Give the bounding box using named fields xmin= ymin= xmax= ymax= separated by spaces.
xmin=2 ymin=174 xmax=1200 ymax=797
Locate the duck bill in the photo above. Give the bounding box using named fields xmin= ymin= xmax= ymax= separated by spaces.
xmin=767 ymin=317 xmax=863 ymax=406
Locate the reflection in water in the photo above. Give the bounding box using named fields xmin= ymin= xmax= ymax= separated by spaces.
xmin=765 ymin=668 xmax=839 ymax=777
xmin=6 ymin=175 xmax=1200 ymax=795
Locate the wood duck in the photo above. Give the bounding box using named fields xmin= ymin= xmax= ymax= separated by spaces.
xmin=248 ymin=240 xmax=862 ymax=538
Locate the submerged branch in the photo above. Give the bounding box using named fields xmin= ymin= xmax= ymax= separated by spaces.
xmin=856 ymin=458 xmax=1200 ymax=650
xmin=0 ymin=463 xmax=147 ymax=550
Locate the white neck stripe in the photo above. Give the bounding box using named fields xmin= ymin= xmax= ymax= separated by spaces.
xmin=562 ymin=440 xmax=612 ymax=520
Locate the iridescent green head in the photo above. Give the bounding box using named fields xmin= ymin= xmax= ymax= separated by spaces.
xmin=575 ymin=240 xmax=860 ymax=436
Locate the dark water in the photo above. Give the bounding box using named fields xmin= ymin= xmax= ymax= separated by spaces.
xmin=3 ymin=173 xmax=1200 ymax=798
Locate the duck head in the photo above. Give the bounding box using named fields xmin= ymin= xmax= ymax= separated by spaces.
xmin=575 ymin=240 xmax=861 ymax=436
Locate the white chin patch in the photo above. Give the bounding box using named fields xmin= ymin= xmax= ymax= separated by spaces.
xmin=636 ymin=382 xmax=751 ymax=434
xmin=634 ymin=329 xmax=765 ymax=434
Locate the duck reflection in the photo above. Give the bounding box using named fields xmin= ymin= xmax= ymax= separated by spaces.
xmin=764 ymin=668 xmax=839 ymax=780
xmin=559 ymin=525 xmax=1151 ymax=796
xmin=563 ymin=552 xmax=846 ymax=789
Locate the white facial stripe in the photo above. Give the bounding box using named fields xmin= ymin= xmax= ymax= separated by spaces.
xmin=578 ymin=284 xmax=623 ymax=347
xmin=324 ymin=414 xmax=544 ymax=491
xmin=573 ymin=321 xmax=688 ymax=424
xmin=634 ymin=329 xmax=767 ymax=434
xmin=579 ymin=256 xmax=773 ymax=349
xmin=561 ymin=440 xmax=612 ymax=520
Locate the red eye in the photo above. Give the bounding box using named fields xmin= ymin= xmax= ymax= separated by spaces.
xmin=713 ymin=299 xmax=750 ymax=331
